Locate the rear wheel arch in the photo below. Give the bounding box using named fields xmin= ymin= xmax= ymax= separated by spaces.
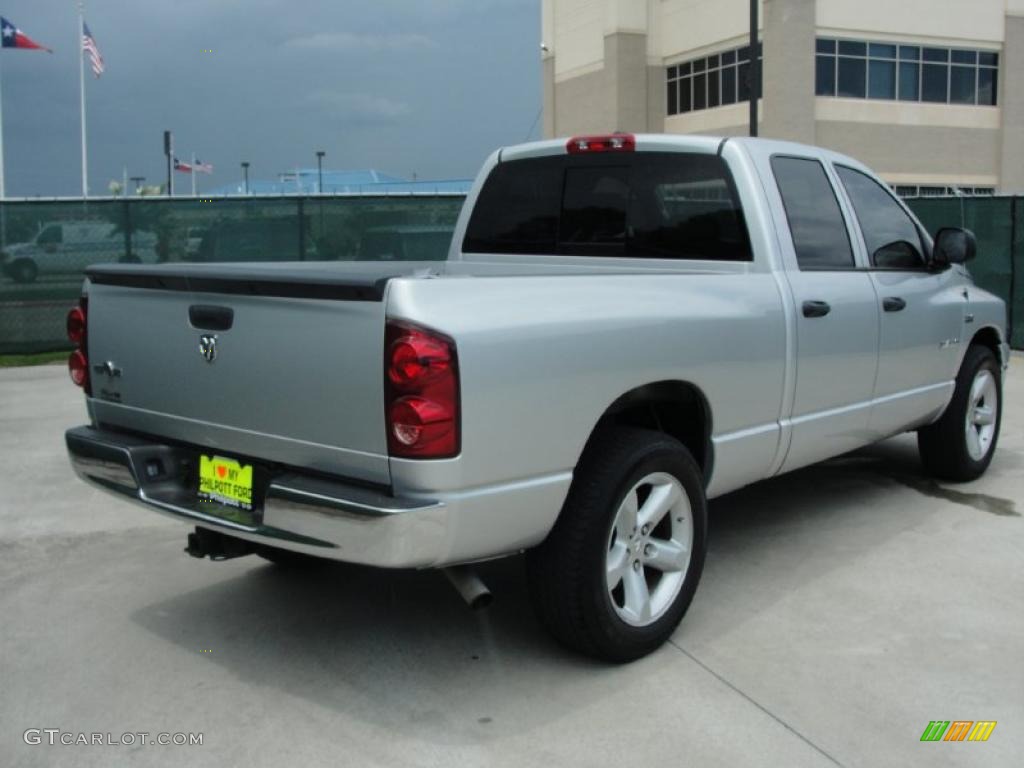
xmin=584 ymin=381 xmax=714 ymax=485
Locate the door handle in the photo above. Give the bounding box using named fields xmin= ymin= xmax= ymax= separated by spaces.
xmin=802 ymin=300 xmax=831 ymax=318
xmin=882 ymin=297 xmax=906 ymax=312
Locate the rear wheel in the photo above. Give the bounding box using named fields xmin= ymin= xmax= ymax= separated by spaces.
xmin=918 ymin=345 xmax=1002 ymax=482
xmin=9 ymin=259 xmax=38 ymax=284
xmin=527 ymin=427 xmax=707 ymax=662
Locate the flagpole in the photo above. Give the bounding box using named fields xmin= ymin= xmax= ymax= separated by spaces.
xmin=78 ymin=2 xmax=88 ymax=198
xmin=0 ymin=49 xmax=6 ymax=199
xmin=191 ymin=152 xmax=196 ymax=196
xmin=0 ymin=50 xmax=6 ymax=250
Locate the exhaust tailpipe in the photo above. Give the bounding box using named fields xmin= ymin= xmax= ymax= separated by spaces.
xmin=443 ymin=565 xmax=493 ymax=610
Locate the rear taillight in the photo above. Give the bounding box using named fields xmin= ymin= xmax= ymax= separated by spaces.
xmin=68 ymin=349 xmax=89 ymax=387
xmin=385 ymin=320 xmax=459 ymax=458
xmin=66 ymin=298 xmax=89 ymax=393
xmin=66 ymin=306 xmax=86 ymax=345
xmin=566 ymin=133 xmax=636 ymax=154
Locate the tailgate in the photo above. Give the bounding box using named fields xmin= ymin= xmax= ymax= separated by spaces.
xmin=83 ymin=263 xmax=419 ymax=485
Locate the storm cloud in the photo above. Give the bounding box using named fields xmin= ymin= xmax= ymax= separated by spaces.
xmin=0 ymin=0 xmax=539 ymax=196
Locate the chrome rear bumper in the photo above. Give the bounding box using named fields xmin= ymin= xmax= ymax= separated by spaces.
xmin=65 ymin=425 xmax=447 ymax=567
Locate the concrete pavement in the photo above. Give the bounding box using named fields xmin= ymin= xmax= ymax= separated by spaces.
xmin=1 ymin=360 xmax=1021 ymax=767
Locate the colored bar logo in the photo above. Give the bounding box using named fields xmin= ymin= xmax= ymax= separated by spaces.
xmin=921 ymin=721 xmax=996 ymax=742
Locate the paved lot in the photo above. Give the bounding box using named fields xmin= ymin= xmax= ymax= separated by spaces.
xmin=1 ymin=360 xmax=1021 ymax=767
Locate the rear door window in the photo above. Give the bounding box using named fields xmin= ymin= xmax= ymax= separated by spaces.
xmin=463 ymin=152 xmax=751 ymax=260
xmin=771 ymin=156 xmax=854 ymax=269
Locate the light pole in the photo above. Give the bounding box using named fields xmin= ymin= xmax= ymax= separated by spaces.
xmin=749 ymin=0 xmax=759 ymax=137
xmin=164 ymin=130 xmax=174 ymax=196
xmin=316 ymin=151 xmax=325 ymax=195
xmin=240 ymin=161 xmax=250 ymax=195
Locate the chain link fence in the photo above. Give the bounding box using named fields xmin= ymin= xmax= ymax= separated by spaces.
xmin=0 ymin=194 xmax=1020 ymax=354
xmin=0 ymin=195 xmax=465 ymax=354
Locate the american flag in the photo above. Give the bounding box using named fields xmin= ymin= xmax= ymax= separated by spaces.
xmin=82 ymin=22 xmax=104 ymax=77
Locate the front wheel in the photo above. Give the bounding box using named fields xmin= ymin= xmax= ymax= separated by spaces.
xmin=527 ymin=427 xmax=708 ymax=662
xmin=918 ymin=345 xmax=1002 ymax=482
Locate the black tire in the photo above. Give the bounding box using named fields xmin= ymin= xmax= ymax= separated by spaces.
xmin=10 ymin=259 xmax=38 ymax=284
xmin=918 ymin=345 xmax=1002 ymax=482
xmin=527 ymin=427 xmax=708 ymax=662
xmin=256 ymin=545 xmax=325 ymax=568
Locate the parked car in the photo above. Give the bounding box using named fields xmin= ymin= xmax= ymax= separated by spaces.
xmin=0 ymin=220 xmax=158 ymax=283
xmin=65 ymin=135 xmax=1008 ymax=661
xmin=357 ymin=226 xmax=454 ymax=261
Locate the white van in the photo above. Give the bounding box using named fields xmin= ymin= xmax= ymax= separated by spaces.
xmin=1 ymin=220 xmax=159 ymax=283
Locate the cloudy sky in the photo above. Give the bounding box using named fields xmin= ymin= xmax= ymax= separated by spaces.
xmin=0 ymin=0 xmax=540 ymax=197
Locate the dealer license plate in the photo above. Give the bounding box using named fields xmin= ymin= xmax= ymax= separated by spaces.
xmin=198 ymin=455 xmax=254 ymax=512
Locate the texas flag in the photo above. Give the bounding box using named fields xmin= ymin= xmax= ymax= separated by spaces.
xmin=1 ymin=17 xmax=52 ymax=52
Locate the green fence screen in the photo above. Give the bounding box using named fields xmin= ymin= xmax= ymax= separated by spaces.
xmin=0 ymin=194 xmax=1020 ymax=355
xmin=907 ymin=197 xmax=1019 ymax=347
xmin=0 ymin=195 xmax=465 ymax=354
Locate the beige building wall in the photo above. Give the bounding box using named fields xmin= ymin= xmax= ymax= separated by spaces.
xmin=816 ymin=0 xmax=1007 ymax=43
xmin=606 ymin=32 xmax=649 ymax=132
xmin=762 ymin=0 xmax=816 ymax=144
xmin=542 ymin=0 xmax=1023 ymax=191
xmin=1000 ymin=10 xmax=1024 ymax=192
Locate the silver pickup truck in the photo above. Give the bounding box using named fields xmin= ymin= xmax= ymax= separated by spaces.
xmin=65 ymin=135 xmax=1008 ymax=661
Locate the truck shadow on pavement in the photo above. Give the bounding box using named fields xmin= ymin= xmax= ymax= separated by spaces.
xmin=682 ymin=433 xmax=1017 ymax=642
xmin=129 ymin=433 xmax=1016 ymax=737
xmin=131 ymin=550 xmax=619 ymax=740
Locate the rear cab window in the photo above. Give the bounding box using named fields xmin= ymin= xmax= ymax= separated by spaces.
xmin=463 ymin=152 xmax=752 ymax=261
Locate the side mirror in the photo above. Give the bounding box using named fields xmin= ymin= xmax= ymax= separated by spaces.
xmin=932 ymin=227 xmax=976 ymax=266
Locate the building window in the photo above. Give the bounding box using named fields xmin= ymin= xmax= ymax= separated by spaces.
xmin=667 ymin=43 xmax=762 ymax=116
xmin=816 ymin=38 xmax=998 ymax=106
